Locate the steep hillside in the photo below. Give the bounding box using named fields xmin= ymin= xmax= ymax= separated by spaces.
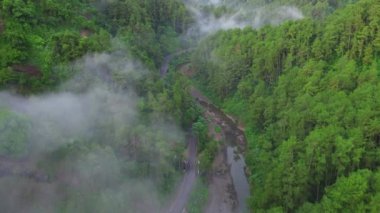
xmin=0 ymin=0 xmax=190 ymax=92
xmin=191 ymin=0 xmax=380 ymax=211
xmin=0 ymin=1 xmax=201 ymax=212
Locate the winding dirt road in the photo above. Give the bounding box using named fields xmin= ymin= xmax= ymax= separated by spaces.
xmin=167 ymin=134 xmax=197 ymax=213
xmin=161 ymin=52 xmax=199 ymax=213
xmin=160 ymin=49 xmax=193 ymax=76
xmin=162 ymin=54 xmax=249 ymax=213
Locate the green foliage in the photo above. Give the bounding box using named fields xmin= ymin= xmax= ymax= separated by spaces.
xmin=139 ymin=73 xmax=200 ymax=127
xmin=214 ymin=125 xmax=222 ymax=134
xmin=0 ymin=0 xmax=190 ymax=91
xmin=171 ymin=74 xmax=200 ymax=127
xmin=193 ymin=117 xmax=209 ymax=151
xmin=191 ymin=0 xmax=380 ymax=211
xmin=103 ymin=0 xmax=190 ymax=67
xmin=187 ymin=179 xmax=209 ymax=213
xmin=0 ymin=0 xmax=113 ymax=92
xmin=198 ymin=140 xmax=218 ymax=173
xmin=320 ymin=169 xmax=371 ymax=212
xmin=0 ymin=1 xmax=195 ymax=211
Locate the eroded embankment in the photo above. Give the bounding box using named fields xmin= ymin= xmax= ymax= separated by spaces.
xmin=190 ymin=84 xmax=250 ymax=213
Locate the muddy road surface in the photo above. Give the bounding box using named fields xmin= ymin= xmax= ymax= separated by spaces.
xmin=167 ymin=134 xmax=197 ymax=213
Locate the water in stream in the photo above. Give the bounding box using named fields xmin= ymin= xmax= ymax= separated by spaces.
xmin=191 ymin=87 xmax=250 ymax=212
xmin=227 ymin=146 xmax=250 ymax=213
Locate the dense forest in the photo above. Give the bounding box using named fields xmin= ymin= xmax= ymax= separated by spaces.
xmin=1 ymin=0 xmax=380 ymax=212
xmin=192 ymin=0 xmax=380 ymax=211
xmin=0 ymin=0 xmax=191 ymax=91
xmin=0 ymin=0 xmax=200 ymax=212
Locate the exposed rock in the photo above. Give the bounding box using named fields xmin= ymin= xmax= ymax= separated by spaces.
xmin=11 ymin=64 xmax=41 ymax=76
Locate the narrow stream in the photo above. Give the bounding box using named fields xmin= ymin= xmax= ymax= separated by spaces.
xmin=227 ymin=146 xmax=250 ymax=213
xmin=161 ymin=49 xmax=251 ymax=212
xmin=194 ymin=89 xmax=250 ymax=213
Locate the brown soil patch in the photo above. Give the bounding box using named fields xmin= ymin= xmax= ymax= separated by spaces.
xmin=205 ymin=147 xmax=237 ymax=213
xmin=12 ymin=65 xmax=41 ymax=76
xmin=201 ymin=97 xmax=239 ymax=213
xmin=180 ymin=63 xmax=197 ymax=77
xmin=80 ymin=29 xmax=92 ymax=38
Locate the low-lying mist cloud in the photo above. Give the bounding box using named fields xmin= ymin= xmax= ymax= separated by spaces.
xmin=0 ymin=52 xmax=184 ymax=212
xmin=253 ymin=6 xmax=304 ymax=27
xmin=184 ymin=0 xmax=304 ymax=38
xmin=1 ymin=53 xmax=142 ymax=153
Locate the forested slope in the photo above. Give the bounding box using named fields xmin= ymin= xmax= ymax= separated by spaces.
xmin=0 ymin=1 xmax=201 ymax=212
xmin=0 ymin=0 xmax=190 ymax=92
xmin=192 ymin=0 xmax=380 ymax=211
